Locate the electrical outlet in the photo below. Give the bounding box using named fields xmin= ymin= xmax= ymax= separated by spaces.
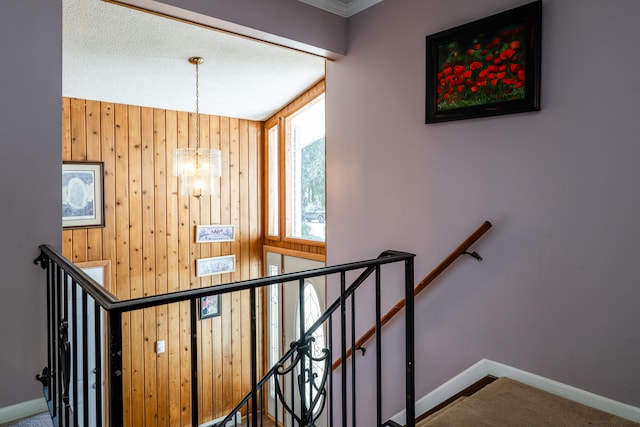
xmin=156 ymin=340 xmax=165 ymax=354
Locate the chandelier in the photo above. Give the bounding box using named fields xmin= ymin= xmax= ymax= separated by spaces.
xmin=173 ymin=56 xmax=222 ymax=199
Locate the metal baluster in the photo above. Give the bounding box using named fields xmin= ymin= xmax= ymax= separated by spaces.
xmin=62 ymin=271 xmax=69 ymax=425
xmin=259 ymin=388 xmax=263 ymax=427
xmin=376 ymin=265 xmax=382 ymax=427
xmin=250 ymin=287 xmax=257 ymax=427
xmin=274 ymin=370 xmax=279 ymax=427
xmin=405 ymin=258 xmax=415 ymax=427
xmin=45 ymin=259 xmax=52 ymax=401
xmin=52 ymin=264 xmax=61 ymax=418
xmin=82 ymin=291 xmax=89 ymax=427
xmin=94 ymin=300 xmax=103 ymax=426
xmin=190 ymin=298 xmax=199 ymax=426
xmin=71 ymin=280 xmax=78 ymax=427
xmin=351 ymin=286 xmax=356 ymax=427
xmin=57 ymin=266 xmax=64 ymax=421
xmin=340 ymin=271 xmax=347 ymax=427
xmin=108 ymin=310 xmax=123 ymax=427
xmin=290 ymin=354 xmax=295 ymax=426
xmin=328 ymin=315 xmax=334 ymax=427
xmin=298 ymin=278 xmax=305 ymax=422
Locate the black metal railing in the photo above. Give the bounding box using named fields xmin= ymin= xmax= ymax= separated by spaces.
xmin=213 ymin=249 xmax=416 ymax=427
xmin=34 ymin=245 xmax=415 ymax=427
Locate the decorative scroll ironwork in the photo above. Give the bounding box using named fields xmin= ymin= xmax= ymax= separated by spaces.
xmin=275 ymin=336 xmax=330 ymax=427
xmin=34 ymin=243 xmax=422 ymax=427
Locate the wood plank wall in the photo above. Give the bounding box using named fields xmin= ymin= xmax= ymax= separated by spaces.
xmin=62 ymin=97 xmax=263 ymax=426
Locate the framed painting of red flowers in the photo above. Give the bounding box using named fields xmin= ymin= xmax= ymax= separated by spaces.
xmin=426 ymin=0 xmax=541 ymax=123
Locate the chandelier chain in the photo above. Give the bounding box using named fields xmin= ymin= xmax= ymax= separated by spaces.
xmin=195 ymin=60 xmax=200 ymax=149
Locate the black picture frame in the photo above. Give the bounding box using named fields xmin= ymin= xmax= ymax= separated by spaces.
xmin=199 ymin=295 xmax=221 ymax=319
xmin=426 ymin=1 xmax=541 ymax=124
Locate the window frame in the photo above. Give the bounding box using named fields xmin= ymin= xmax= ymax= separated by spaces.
xmin=264 ymin=80 xmax=326 ymax=248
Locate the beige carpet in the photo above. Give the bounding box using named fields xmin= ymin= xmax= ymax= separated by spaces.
xmin=0 ymin=413 xmax=52 ymax=427
xmin=417 ymin=377 xmax=639 ymax=427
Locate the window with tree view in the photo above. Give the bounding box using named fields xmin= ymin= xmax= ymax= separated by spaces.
xmin=265 ymin=84 xmax=325 ymax=245
xmin=287 ymin=94 xmax=325 ymax=242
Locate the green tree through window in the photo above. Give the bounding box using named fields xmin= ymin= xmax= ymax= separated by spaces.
xmin=301 ymin=137 xmax=325 ymax=213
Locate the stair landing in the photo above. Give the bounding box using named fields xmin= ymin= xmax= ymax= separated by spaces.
xmin=416 ymin=377 xmax=640 ymax=426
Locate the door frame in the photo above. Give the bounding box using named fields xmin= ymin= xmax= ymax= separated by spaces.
xmin=263 ymin=246 xmax=325 ymax=425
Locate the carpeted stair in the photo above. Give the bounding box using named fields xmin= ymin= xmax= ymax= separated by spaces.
xmin=0 ymin=412 xmax=52 ymax=427
xmin=417 ymin=377 xmax=639 ymax=426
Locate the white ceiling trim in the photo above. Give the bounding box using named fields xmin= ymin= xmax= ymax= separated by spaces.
xmin=297 ymin=0 xmax=384 ymax=18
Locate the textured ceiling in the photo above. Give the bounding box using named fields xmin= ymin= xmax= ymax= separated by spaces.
xmin=63 ymin=0 xmax=327 ymax=120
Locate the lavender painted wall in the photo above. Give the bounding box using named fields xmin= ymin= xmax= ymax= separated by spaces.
xmin=326 ymin=0 xmax=640 ymax=422
xmin=0 ymin=0 xmax=62 ymax=407
xmin=2 ymin=0 xmax=638 ymax=419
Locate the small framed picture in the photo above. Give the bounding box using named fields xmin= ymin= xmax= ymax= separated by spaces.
xmin=195 ymin=225 xmax=235 ymax=243
xmin=62 ymin=161 xmax=105 ymax=229
xmin=200 ymin=295 xmax=221 ymax=319
xmin=196 ymin=255 xmax=236 ymax=277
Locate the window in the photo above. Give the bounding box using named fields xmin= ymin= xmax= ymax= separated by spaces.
xmin=286 ymin=95 xmax=325 ymax=241
xmin=267 ymin=125 xmax=279 ymax=237
xmin=265 ymin=82 xmax=325 ymax=245
xmin=267 ymin=264 xmax=280 ymax=397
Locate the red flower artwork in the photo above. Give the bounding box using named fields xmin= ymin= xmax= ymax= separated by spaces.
xmin=434 ymin=22 xmax=528 ymax=111
xmin=426 ymin=0 xmax=541 ymax=123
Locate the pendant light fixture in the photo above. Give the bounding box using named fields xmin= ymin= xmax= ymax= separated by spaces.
xmin=173 ymin=56 xmax=222 ymax=199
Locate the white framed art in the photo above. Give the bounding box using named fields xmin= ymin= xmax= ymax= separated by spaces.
xmin=196 ymin=255 xmax=236 ymax=277
xmin=62 ymin=161 xmax=104 ymax=229
xmin=195 ymin=225 xmax=235 ymax=243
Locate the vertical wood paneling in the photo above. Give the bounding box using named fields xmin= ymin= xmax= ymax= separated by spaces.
xmin=127 ymin=105 xmax=145 ymax=427
xmin=86 ymin=100 xmax=103 ymax=261
xmin=101 ymin=103 xmax=117 ymax=291
xmin=228 ymin=118 xmax=243 ymax=404
xmin=249 ymin=124 xmax=261 ymax=279
xmin=128 ymin=106 xmax=144 ymax=300
xmin=141 ymin=107 xmax=158 ymax=427
xmin=113 ymin=102 xmax=132 ymax=427
xmin=165 ymin=110 xmax=182 ymax=427
xmin=239 ymin=120 xmax=252 ymax=395
xmin=198 ymin=114 xmax=213 ymax=423
xmin=210 ymin=115 xmax=224 ymax=418
xmin=153 ymin=108 xmax=170 ymax=427
xmin=249 ymin=123 xmax=263 ymax=386
xmin=166 ymin=110 xmax=180 ymax=294
xmin=141 ymin=107 xmax=156 ymax=298
xmin=176 ymin=110 xmax=192 ymax=427
xmin=219 ymin=115 xmax=234 ymax=414
xmin=62 ymin=98 xmax=264 ymax=426
xmin=198 ymin=114 xmax=212 ymax=292
xmin=62 ymin=98 xmax=73 ymax=257
xmin=71 ymin=98 xmax=88 ymax=264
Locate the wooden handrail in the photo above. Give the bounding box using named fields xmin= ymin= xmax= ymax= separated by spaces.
xmin=332 ymin=220 xmax=493 ymax=370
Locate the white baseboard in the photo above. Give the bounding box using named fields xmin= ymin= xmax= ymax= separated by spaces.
xmin=389 ymin=358 xmax=640 ymax=425
xmin=0 ymin=398 xmax=48 ymax=424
